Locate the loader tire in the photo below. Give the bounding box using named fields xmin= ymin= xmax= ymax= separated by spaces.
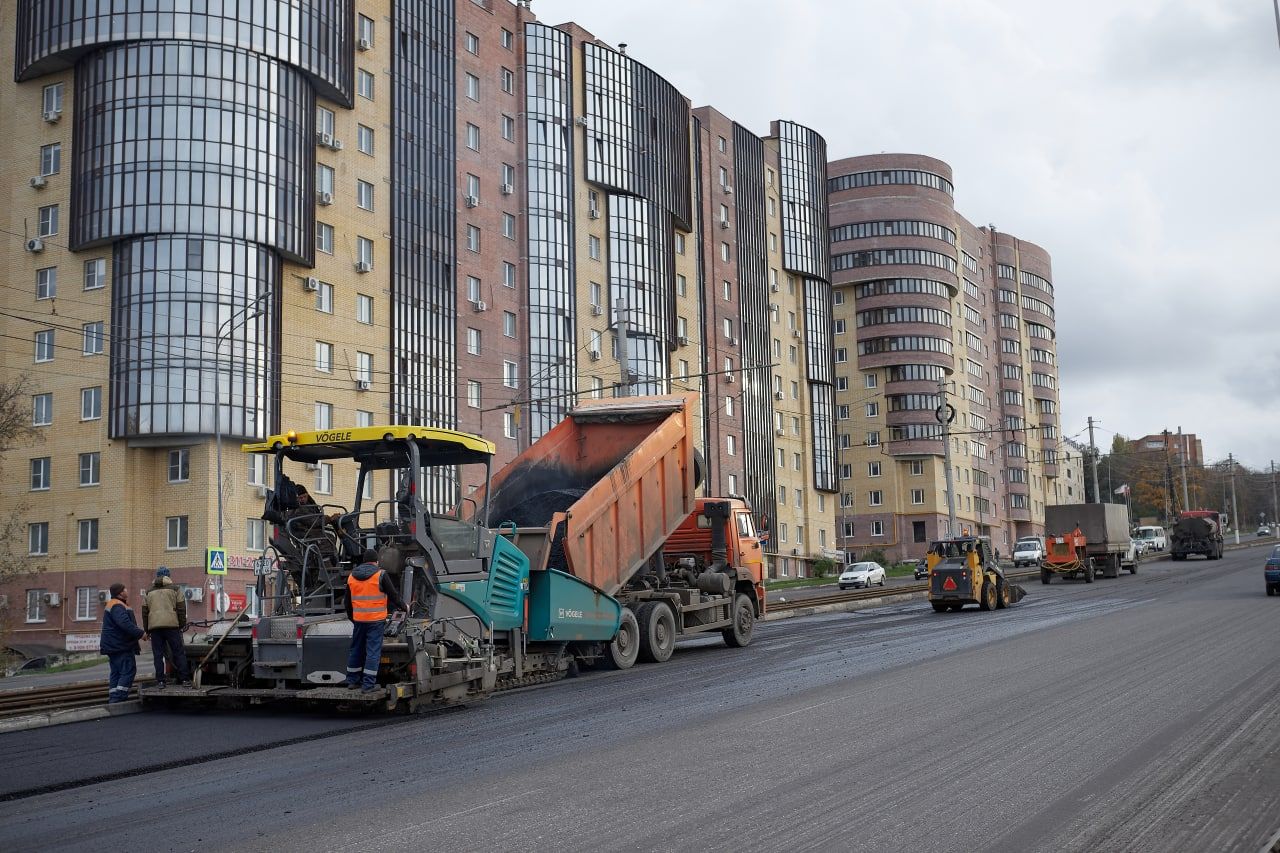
xmin=978 ymin=578 xmax=996 ymax=611
xmin=637 ymin=601 xmax=676 ymax=663
xmin=931 ymin=601 xmax=948 ymax=613
xmin=603 ymin=607 xmax=640 ymax=670
xmin=996 ymin=580 xmax=1010 ymax=609
xmin=722 ymin=594 xmax=755 ymax=648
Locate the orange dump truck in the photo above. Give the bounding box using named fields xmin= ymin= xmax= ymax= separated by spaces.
xmin=486 ymin=394 xmax=766 ymax=667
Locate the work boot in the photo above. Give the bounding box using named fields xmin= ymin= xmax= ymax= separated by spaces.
xmin=156 ymin=681 xmax=167 ymax=689
xmin=345 ymin=681 xmax=360 ymax=690
xmin=360 ymin=685 xmax=377 ymax=693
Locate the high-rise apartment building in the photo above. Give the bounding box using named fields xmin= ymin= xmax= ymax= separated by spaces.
xmin=828 ymin=154 xmax=1062 ymax=561
xmin=0 ymin=2 xmax=847 ymax=651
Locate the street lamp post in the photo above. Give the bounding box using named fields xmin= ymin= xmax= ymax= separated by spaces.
xmin=213 ymin=291 xmax=271 ymax=619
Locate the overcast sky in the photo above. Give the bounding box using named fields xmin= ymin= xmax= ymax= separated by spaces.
xmin=540 ymin=0 xmax=1280 ymax=470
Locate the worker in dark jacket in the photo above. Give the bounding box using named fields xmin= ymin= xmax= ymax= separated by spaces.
xmin=100 ymin=583 xmax=144 ymax=703
xmin=344 ymin=550 xmax=407 ymax=692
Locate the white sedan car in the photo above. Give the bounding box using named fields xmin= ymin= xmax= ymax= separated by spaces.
xmin=838 ymin=561 xmax=887 ymax=590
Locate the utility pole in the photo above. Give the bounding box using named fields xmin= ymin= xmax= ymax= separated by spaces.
xmin=1087 ymin=416 xmax=1101 ymax=505
xmin=1271 ymin=460 xmax=1278 ymax=541
xmin=1162 ymin=428 xmax=1174 ymax=523
xmin=938 ymin=378 xmax=957 ymax=537
xmin=1229 ymin=452 xmax=1241 ymax=546
xmin=1178 ymin=426 xmax=1190 ymax=510
xmin=615 ymin=297 xmax=631 ymax=397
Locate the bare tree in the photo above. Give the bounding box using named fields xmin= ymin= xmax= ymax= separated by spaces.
xmin=0 ymin=375 xmax=41 ymax=586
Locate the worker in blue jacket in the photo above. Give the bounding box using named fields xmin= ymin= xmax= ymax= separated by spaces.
xmin=100 ymin=582 xmax=145 ymax=703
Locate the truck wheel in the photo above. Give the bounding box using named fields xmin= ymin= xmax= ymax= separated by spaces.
xmin=637 ymin=602 xmax=676 ymax=663
xmin=978 ymin=579 xmax=996 ymax=611
xmin=603 ymin=608 xmax=640 ymax=670
xmin=722 ymin=594 xmax=755 ymax=648
xmin=1083 ymin=562 xmax=1094 ymax=583
xmin=930 ymin=601 xmax=948 ymax=613
xmin=1040 ymin=567 xmax=1052 ymax=585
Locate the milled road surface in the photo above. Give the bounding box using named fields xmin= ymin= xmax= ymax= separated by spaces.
xmin=3 ymin=544 xmax=1279 ymax=852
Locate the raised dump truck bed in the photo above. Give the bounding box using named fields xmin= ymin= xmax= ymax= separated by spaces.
xmin=486 ymin=394 xmax=698 ymax=596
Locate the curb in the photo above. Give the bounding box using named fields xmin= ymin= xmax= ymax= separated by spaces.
xmin=764 ymin=588 xmax=928 ymax=621
xmin=0 ymin=699 xmax=142 ymax=734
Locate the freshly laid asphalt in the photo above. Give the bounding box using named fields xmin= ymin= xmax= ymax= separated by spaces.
xmin=3 ymin=542 xmax=1278 ymax=852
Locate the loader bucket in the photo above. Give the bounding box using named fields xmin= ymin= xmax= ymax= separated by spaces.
xmin=1006 ymin=582 xmax=1028 ymax=604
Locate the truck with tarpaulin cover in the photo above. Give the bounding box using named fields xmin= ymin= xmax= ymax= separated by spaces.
xmin=1044 ymin=503 xmax=1132 ymax=580
xmin=139 ymin=394 xmax=765 ymax=712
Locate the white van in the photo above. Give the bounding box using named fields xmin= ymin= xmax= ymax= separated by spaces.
xmin=1134 ymin=526 xmax=1166 ymax=552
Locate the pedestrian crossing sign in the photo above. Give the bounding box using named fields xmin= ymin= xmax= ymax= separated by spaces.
xmin=206 ymin=547 xmax=228 ymax=576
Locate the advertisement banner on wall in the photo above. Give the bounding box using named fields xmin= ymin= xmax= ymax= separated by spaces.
xmin=65 ymin=634 xmax=101 ymax=652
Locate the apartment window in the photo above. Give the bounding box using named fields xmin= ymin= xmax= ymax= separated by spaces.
xmin=843 ymin=521 xmax=855 ymax=537
xmin=502 ymin=114 xmax=515 ymax=140
xmin=589 ymin=235 xmax=601 ymax=260
xmin=78 ymin=518 xmax=99 ymax=553
xmin=503 ymin=262 xmax=517 ymax=287
xmin=718 ymin=166 xmax=729 ymax=187
xmin=677 ymin=359 xmax=689 ymax=379
xmin=34 ymin=329 xmax=54 ymax=362
xmin=42 ymin=82 xmax=63 ymax=114
xmin=676 ymin=274 xmax=687 ymax=297
xmin=728 ymin=474 xmax=738 ymax=494
xmin=316 ymin=281 xmax=334 ymax=313
xmin=317 ymin=222 xmax=334 ymax=253
xmin=871 ymin=521 xmax=885 ymax=537
xmin=317 ymin=105 xmax=335 ymax=136
xmin=868 ymin=461 xmax=881 ymax=477
xmin=833 ymin=319 xmax=845 ymax=335
xmin=909 ymin=460 xmax=924 ymax=476
xmin=865 ymin=402 xmax=878 ymax=418
xmin=466 ymin=225 xmax=481 ymax=253
xmin=501 ymin=28 xmax=514 ymax=49
xmin=316 ymin=463 xmax=333 ymax=495
xmin=503 ymin=311 xmax=517 ymax=337
xmin=40 ymin=142 xmax=61 ymax=176
xmin=835 ymin=349 xmax=848 ymax=364
xmin=248 ymin=452 xmax=268 ymax=487
xmin=315 ymin=402 xmax=333 ymax=430
xmin=868 ymin=491 xmax=883 ymax=507
xmin=726 ymin=435 xmax=736 ymax=456
xmin=357 ymin=236 xmax=374 ymax=268
xmin=720 ymin=242 xmax=730 ymax=262
xmin=464 ymin=30 xmax=479 ymax=53
xmin=503 ymin=361 xmax=518 ymax=388
xmin=794 ymin=453 xmax=802 ymax=472
xmin=79 ymin=452 xmax=100 ymax=487
xmin=357 ymin=294 xmax=374 ymax=324
xmin=32 ymin=391 xmax=52 ymax=425
xmin=466 ymin=328 xmax=481 ymax=355
xmin=718 ymin=135 xmax=727 ymax=153
xmin=867 ymin=431 xmax=880 ymax=447
xmin=865 ymin=373 xmax=878 ymax=389
xmin=500 ymin=67 xmax=515 ymax=93
xmin=769 ymin=233 xmax=777 ymax=252
xmin=502 ymin=213 xmax=516 ymax=239
xmin=166 ymin=516 xmax=189 ymax=550
xmin=911 ymin=488 xmax=925 ymax=505
xmin=75 ymin=586 xmax=96 ymax=621
xmin=467 ymin=380 xmax=482 ymax=408
xmin=357 ymin=124 xmax=375 ymax=155
xmin=466 ymin=123 xmax=480 ymax=150
xmin=355 ymin=68 xmax=376 ymax=100
xmin=836 ymin=377 xmax=849 ymax=391
xmin=168 ymin=449 xmax=189 ymax=483
xmin=357 ymin=180 xmax=375 ymax=211
xmin=77 ymin=386 xmax=102 ymax=422
xmin=780 ymin=523 xmax=788 ymax=543
xmin=722 ymin=280 xmax=732 ymax=301
xmin=30 ymin=457 xmax=50 ymax=491
xmin=465 ymin=172 xmax=480 ymax=200
xmin=466 ymin=276 xmax=482 ymax=302
xmin=82 ymin=322 xmax=104 ymax=356
xmin=38 ymin=204 xmax=59 ymax=237
xmin=503 ymin=412 xmax=517 ymax=439
xmin=502 ymin=163 xmax=516 ymax=189
xmin=466 ymin=72 xmax=480 ymax=100
xmin=356 ymin=352 xmax=373 ymax=383
xmin=315 ymin=341 xmax=333 ymax=372
xmin=675 ymin=233 xmax=686 ymax=254
xmin=358 ymin=14 xmax=375 ymax=46
xmin=28 ymin=522 xmax=49 ymax=556
xmin=246 ymin=518 xmax=267 ymax=553
xmin=723 ymin=318 xmax=734 ymax=339
xmin=84 ymin=258 xmax=106 ymax=290
xmin=317 ymin=163 xmax=335 ymax=196
xmin=725 ymin=396 xmax=734 ymax=418
xmin=26 ymin=588 xmax=47 ymax=622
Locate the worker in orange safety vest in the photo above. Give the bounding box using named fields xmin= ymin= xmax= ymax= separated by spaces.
xmin=344 ymin=549 xmax=407 ymax=692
